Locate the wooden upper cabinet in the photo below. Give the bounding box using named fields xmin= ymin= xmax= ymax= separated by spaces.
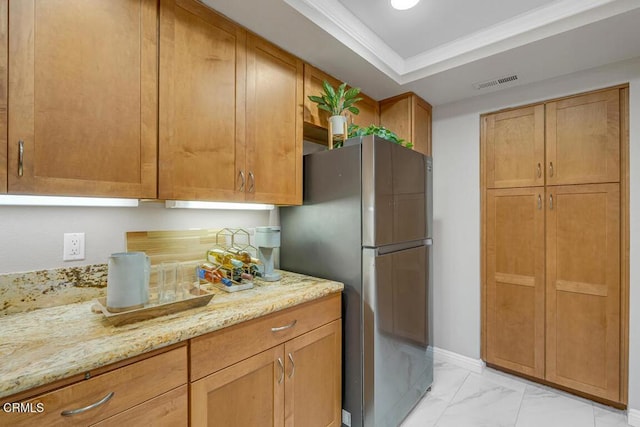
xmin=545 ymin=183 xmax=620 ymax=401
xmin=486 ymin=187 xmax=545 ymax=379
xmin=303 ymin=64 xmax=341 ymax=129
xmin=159 ymin=0 xmax=246 ymax=201
xmin=7 ymin=0 xmax=158 ymax=198
xmin=303 ymin=63 xmax=379 ymax=131
xmin=546 ymin=89 xmax=620 ymax=186
xmin=379 ymin=93 xmax=432 ymax=156
xmin=484 ymin=105 xmax=545 ymax=189
xmin=245 ymin=35 xmax=303 ymax=205
xmin=0 ymin=0 xmax=6 ymax=194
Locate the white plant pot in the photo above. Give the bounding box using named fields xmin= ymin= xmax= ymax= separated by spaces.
xmin=329 ymin=115 xmax=347 ymax=135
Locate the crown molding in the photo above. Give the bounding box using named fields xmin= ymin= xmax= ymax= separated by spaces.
xmin=284 ymin=0 xmax=640 ymax=84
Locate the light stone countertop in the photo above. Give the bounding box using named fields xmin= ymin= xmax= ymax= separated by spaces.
xmin=0 ymin=270 xmax=343 ymax=399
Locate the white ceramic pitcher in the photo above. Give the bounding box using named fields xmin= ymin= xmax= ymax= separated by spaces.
xmin=106 ymin=252 xmax=150 ymax=312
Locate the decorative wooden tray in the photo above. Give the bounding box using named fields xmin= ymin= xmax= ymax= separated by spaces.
xmin=93 ymin=289 xmax=214 ymax=326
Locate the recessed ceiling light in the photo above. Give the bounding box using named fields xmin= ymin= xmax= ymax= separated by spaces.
xmin=391 ymin=0 xmax=420 ymax=10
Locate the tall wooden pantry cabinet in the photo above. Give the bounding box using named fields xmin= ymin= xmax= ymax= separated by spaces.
xmin=481 ymin=85 xmax=629 ymax=405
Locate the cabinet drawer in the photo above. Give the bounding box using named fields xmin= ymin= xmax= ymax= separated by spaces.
xmin=5 ymin=346 xmax=187 ymax=426
xmin=190 ymin=293 xmax=341 ymax=381
xmin=92 ymin=385 xmax=188 ymax=427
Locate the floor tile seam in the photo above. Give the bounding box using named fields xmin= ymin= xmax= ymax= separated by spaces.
xmin=512 ymin=383 xmax=529 ymax=427
xmin=433 ymin=369 xmax=472 ymax=427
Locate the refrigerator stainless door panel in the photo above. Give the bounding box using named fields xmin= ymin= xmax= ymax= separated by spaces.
xmin=280 ymin=145 xmax=365 ymax=427
xmin=363 ymin=244 xmax=432 ymax=427
xmin=358 ymin=136 xmax=428 ymax=247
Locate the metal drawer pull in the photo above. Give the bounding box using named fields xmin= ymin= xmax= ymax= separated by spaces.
xmin=537 ymin=163 xmax=541 ymax=178
xmin=18 ymin=140 xmax=24 ymax=177
xmin=537 ymin=194 xmax=542 ymax=210
xmin=238 ymin=170 xmax=245 ymax=192
xmin=549 ymin=161 xmax=554 ymax=177
xmin=277 ymin=357 xmax=284 ymax=384
xmin=288 ymin=353 xmax=295 ymax=378
xmin=549 ymin=194 xmax=553 ymax=210
xmin=61 ymin=391 xmax=114 ymax=417
xmin=271 ymin=319 xmax=297 ymax=332
xmin=248 ymin=171 xmax=255 ymax=193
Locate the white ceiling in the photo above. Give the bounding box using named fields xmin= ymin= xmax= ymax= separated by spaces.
xmin=202 ymin=0 xmax=640 ymax=105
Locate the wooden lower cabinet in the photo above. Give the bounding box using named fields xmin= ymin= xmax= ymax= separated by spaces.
xmin=485 ymin=187 xmax=545 ymax=378
xmin=190 ymin=318 xmax=342 ymax=427
xmin=546 ymin=183 xmax=620 ymax=401
xmin=189 ymin=295 xmax=342 ymax=427
xmin=2 ymin=346 xmax=188 ymax=427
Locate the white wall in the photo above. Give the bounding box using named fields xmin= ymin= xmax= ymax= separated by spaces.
xmin=0 ymin=201 xmax=272 ymax=274
xmin=431 ymin=56 xmax=640 ymax=409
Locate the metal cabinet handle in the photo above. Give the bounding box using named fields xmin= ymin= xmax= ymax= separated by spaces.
xmin=18 ymin=140 xmax=24 ymax=177
xmin=61 ymin=392 xmax=114 ymax=417
xmin=549 ymin=162 xmax=554 ymax=177
xmin=288 ymin=353 xmax=295 ymax=378
xmin=277 ymin=357 xmax=284 ymax=384
xmin=537 ymin=163 xmax=541 ymax=178
xmin=537 ymin=194 xmax=542 ymax=210
xmin=271 ymin=319 xmax=297 ymax=332
xmin=248 ymin=171 xmax=255 ymax=193
xmin=238 ymin=171 xmax=245 ymax=192
xmin=549 ymin=194 xmax=553 ymax=210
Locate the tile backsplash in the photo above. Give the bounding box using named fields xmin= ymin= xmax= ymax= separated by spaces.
xmin=0 ymin=264 xmax=108 ymax=316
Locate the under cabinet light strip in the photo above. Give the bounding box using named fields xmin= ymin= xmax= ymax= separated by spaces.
xmin=0 ymin=195 xmax=139 ymax=207
xmin=165 ymin=200 xmax=275 ymax=210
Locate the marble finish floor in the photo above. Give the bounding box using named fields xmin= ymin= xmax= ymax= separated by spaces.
xmin=402 ymin=361 xmax=630 ymax=427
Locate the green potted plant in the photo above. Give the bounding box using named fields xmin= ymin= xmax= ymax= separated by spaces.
xmin=346 ymin=123 xmax=414 ymax=149
xmin=308 ymin=81 xmax=362 ymax=135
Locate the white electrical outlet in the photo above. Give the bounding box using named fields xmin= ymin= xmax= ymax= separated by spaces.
xmin=63 ymin=233 xmax=85 ymax=261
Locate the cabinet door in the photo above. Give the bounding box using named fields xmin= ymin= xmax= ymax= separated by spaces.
xmin=485 ymin=105 xmax=545 ymax=189
xmin=303 ymin=64 xmax=340 ymax=129
xmin=380 ymin=93 xmax=433 ymax=156
xmin=190 ymin=346 xmax=284 ymax=427
xmin=284 ymin=320 xmax=342 ymax=427
xmin=159 ymin=0 xmax=246 ymax=201
xmin=486 ymin=188 xmax=545 ymax=378
xmin=245 ymin=35 xmax=303 ymax=205
xmin=546 ymin=183 xmax=620 ymax=401
xmin=350 ymin=93 xmax=379 ymax=129
xmin=413 ymin=97 xmax=432 ymax=156
xmin=546 ymin=89 xmax=620 ymax=185
xmin=8 ymin=0 xmax=157 ymax=198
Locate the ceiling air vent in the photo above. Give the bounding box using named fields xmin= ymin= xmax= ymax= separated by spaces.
xmin=473 ymin=74 xmax=518 ymax=90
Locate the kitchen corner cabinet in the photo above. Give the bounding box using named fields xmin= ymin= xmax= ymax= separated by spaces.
xmin=159 ymin=0 xmax=302 ymax=205
xmin=302 ymin=64 xmax=379 ymax=134
xmin=190 ymin=294 xmax=342 ymax=427
xmin=379 ymin=93 xmax=432 ymax=156
xmin=481 ymin=85 xmax=627 ymax=404
xmin=2 ymin=346 xmax=188 ymax=427
xmin=7 ymin=0 xmax=158 ymax=198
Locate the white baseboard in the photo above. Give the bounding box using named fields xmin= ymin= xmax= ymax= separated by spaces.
xmin=431 ymin=346 xmax=485 ymax=374
xmin=628 ymin=408 xmax=640 ymax=427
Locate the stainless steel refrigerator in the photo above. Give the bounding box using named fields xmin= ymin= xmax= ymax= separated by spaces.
xmin=280 ymin=135 xmax=433 ymax=427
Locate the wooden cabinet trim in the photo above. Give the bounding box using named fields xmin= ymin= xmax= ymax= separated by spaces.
xmin=190 ymin=293 xmax=340 ymax=381
xmin=0 ymin=0 xmax=6 ymax=193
